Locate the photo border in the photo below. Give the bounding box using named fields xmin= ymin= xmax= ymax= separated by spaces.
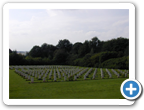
xmin=3 ymin=3 xmax=135 ymax=105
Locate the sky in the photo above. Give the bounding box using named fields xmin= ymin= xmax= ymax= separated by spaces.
xmin=9 ymin=9 xmax=129 ymax=51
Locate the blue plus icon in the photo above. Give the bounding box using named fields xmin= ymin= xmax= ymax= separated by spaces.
xmin=126 ymin=83 xmax=137 ymax=95
xmin=121 ymin=79 xmax=142 ymax=100
xmin=123 ymin=81 xmax=139 ymax=97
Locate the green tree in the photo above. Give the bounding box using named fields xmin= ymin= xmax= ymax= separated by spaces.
xmin=89 ymin=37 xmax=103 ymax=53
xmin=56 ymin=39 xmax=72 ymax=52
xmin=83 ymin=53 xmax=93 ymax=67
xmin=66 ymin=54 xmax=78 ymax=65
xmin=29 ymin=46 xmax=41 ymax=57
xmin=78 ymin=40 xmax=90 ymax=57
xmin=9 ymin=50 xmax=26 ymax=65
xmin=71 ymin=42 xmax=82 ymax=54
xmin=53 ymin=49 xmax=68 ymax=65
xmin=102 ymin=37 xmax=129 ymax=54
xmin=9 ymin=49 xmax=12 ymax=54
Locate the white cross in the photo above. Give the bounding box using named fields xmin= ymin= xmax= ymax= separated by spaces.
xmin=126 ymin=83 xmax=137 ymax=95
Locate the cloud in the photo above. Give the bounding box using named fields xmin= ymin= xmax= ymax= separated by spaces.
xmin=112 ymin=18 xmax=129 ymax=27
xmin=86 ymin=31 xmax=100 ymax=37
xmin=9 ymin=9 xmax=129 ymax=51
xmin=46 ymin=9 xmax=57 ymax=17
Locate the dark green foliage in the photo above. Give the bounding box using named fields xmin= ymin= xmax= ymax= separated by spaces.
xmin=56 ymin=39 xmax=72 ymax=52
xmin=9 ymin=37 xmax=129 ymax=69
xmin=78 ymin=40 xmax=91 ymax=57
xmin=89 ymin=37 xmax=103 ymax=53
xmin=73 ymin=58 xmax=84 ymax=66
xmin=9 ymin=50 xmax=26 ymax=65
xmin=99 ymin=51 xmax=118 ymax=63
xmin=71 ymin=42 xmax=83 ymax=54
xmin=101 ymin=56 xmax=129 ymax=69
xmin=82 ymin=53 xmax=93 ymax=67
xmin=66 ymin=54 xmax=78 ymax=65
xmin=102 ymin=37 xmax=129 ymax=54
xmin=29 ymin=46 xmax=41 ymax=57
xmin=9 ymin=49 xmax=12 ymax=53
xmin=53 ymin=49 xmax=68 ymax=65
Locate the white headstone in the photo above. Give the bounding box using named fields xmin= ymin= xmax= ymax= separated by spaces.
xmin=58 ymin=75 xmax=61 ymax=79
xmin=32 ymin=72 xmax=35 ymax=77
xmin=106 ymin=69 xmax=112 ymax=78
xmin=84 ymin=75 xmax=86 ymax=80
xmin=43 ymin=77 xmax=46 ymax=82
xmin=49 ymin=74 xmax=51 ymax=79
xmin=125 ymin=72 xmax=128 ymax=77
xmin=93 ymin=74 xmax=95 ymax=79
xmin=25 ymin=74 xmax=28 ymax=79
xmin=31 ymin=77 xmax=34 ymax=83
xmin=54 ymin=75 xmax=56 ymax=81
xmin=68 ymin=74 xmax=70 ymax=78
xmin=111 ymin=69 xmax=119 ymax=78
xmin=100 ymin=68 xmax=104 ymax=79
xmin=74 ymin=75 xmax=77 ymax=81
xmin=35 ymin=73 xmax=37 ymax=78
xmin=64 ymin=76 xmax=67 ymax=81
xmin=44 ymin=74 xmax=47 ymax=77
xmin=38 ymin=75 xmax=41 ymax=79
xmin=28 ymin=75 xmax=31 ymax=80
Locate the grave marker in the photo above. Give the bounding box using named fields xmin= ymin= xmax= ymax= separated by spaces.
xmin=43 ymin=77 xmax=46 ymax=82
xmin=28 ymin=75 xmax=31 ymax=80
xmin=74 ymin=75 xmax=77 ymax=81
xmin=84 ymin=75 xmax=86 ymax=80
xmin=100 ymin=68 xmax=104 ymax=79
xmin=31 ymin=77 xmax=34 ymax=83
xmin=64 ymin=76 xmax=67 ymax=81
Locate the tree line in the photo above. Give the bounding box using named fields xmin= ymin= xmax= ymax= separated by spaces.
xmin=9 ymin=37 xmax=129 ymax=69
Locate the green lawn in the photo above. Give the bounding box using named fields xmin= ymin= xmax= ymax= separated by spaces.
xmin=9 ymin=69 xmax=126 ymax=99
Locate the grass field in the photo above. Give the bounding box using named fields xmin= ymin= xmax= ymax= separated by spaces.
xmin=9 ymin=69 xmax=127 ymax=99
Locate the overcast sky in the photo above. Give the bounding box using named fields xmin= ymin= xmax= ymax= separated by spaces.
xmin=9 ymin=9 xmax=129 ymax=51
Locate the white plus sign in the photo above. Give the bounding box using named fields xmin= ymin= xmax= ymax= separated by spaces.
xmin=126 ymin=83 xmax=137 ymax=95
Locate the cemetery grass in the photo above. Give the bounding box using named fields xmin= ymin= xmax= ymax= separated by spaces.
xmin=9 ymin=69 xmax=126 ymax=99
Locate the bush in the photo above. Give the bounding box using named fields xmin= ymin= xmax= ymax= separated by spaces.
xmin=101 ymin=56 xmax=129 ymax=69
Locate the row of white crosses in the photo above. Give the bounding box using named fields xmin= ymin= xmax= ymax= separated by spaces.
xmin=9 ymin=66 xmax=14 ymax=69
xmin=124 ymin=70 xmax=129 ymax=77
xmin=12 ymin=66 xmax=129 ymax=82
xmin=106 ymin=68 xmax=112 ymax=78
xmin=117 ymin=69 xmax=129 ymax=77
xmin=93 ymin=68 xmax=97 ymax=79
xmin=54 ymin=69 xmax=57 ymax=81
xmin=77 ymin=68 xmax=88 ymax=78
xmin=67 ymin=68 xmax=81 ymax=81
xmin=31 ymin=68 xmax=50 ymax=82
xmin=100 ymin=68 xmax=104 ymax=79
xmin=12 ymin=65 xmax=75 ymax=70
xmin=84 ymin=68 xmax=93 ymax=80
xmin=23 ymin=67 xmax=47 ymax=82
xmin=57 ymin=68 xmax=61 ymax=79
xmin=73 ymin=68 xmax=83 ymax=81
xmin=59 ymin=69 xmax=66 ymax=77
xmin=49 ymin=69 xmax=53 ymax=79
xmin=16 ymin=66 xmax=79 ymax=82
xmin=111 ymin=69 xmax=120 ymax=78
xmin=15 ymin=69 xmax=34 ymax=83
xmin=117 ymin=69 xmax=125 ymax=77
xmin=57 ymin=68 xmax=80 ymax=81
xmin=63 ymin=68 xmax=83 ymax=81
